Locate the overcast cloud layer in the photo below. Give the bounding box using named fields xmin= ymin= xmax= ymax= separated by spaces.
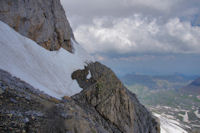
xmin=61 ymin=0 xmax=200 ymax=55
xmin=61 ymin=0 xmax=200 ymax=75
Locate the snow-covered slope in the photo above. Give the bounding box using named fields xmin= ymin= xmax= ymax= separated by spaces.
xmin=0 ymin=21 xmax=93 ymax=99
xmin=154 ymin=113 xmax=187 ymax=133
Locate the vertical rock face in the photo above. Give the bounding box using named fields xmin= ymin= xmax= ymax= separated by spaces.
xmin=0 ymin=0 xmax=73 ymax=52
xmin=72 ymin=62 xmax=160 ymax=133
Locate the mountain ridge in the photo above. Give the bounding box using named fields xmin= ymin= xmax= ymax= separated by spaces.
xmin=182 ymin=77 xmax=200 ymax=93
xmin=121 ymin=73 xmax=193 ymax=90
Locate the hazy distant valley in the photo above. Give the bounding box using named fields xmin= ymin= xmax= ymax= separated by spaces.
xmin=121 ymin=73 xmax=200 ymax=132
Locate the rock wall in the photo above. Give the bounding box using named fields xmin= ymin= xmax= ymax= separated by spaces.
xmin=0 ymin=0 xmax=73 ymax=52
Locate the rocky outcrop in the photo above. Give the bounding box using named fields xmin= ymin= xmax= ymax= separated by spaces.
xmin=0 ymin=69 xmax=112 ymax=133
xmin=0 ymin=63 xmax=160 ymax=133
xmin=0 ymin=0 xmax=73 ymax=52
xmin=72 ymin=62 xmax=160 ymax=133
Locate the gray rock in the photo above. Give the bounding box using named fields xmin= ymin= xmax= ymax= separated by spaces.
xmin=25 ymin=110 xmax=44 ymax=117
xmin=10 ymin=98 xmax=17 ymax=103
xmin=0 ymin=88 xmax=4 ymax=94
xmin=24 ymin=117 xmax=29 ymax=123
xmin=0 ymin=0 xmax=74 ymax=52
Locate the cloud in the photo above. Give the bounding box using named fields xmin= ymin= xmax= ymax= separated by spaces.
xmin=60 ymin=0 xmax=200 ymax=75
xmin=61 ymin=0 xmax=200 ymax=28
xmin=60 ymin=0 xmax=200 ymax=55
xmin=62 ymin=0 xmax=179 ymax=16
xmin=123 ymin=0 xmax=178 ymax=11
xmin=74 ymin=15 xmax=200 ymax=55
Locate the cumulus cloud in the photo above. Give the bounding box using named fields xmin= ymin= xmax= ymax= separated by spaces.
xmin=74 ymin=15 xmax=200 ymax=55
xmin=60 ymin=0 xmax=200 ymax=75
xmin=60 ymin=0 xmax=200 ymax=56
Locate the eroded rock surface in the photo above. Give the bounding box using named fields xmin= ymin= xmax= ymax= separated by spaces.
xmin=72 ymin=62 xmax=160 ymax=133
xmin=0 ymin=0 xmax=73 ymax=52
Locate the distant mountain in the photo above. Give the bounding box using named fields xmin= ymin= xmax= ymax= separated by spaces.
xmin=182 ymin=78 xmax=200 ymax=93
xmin=121 ymin=73 xmax=193 ymax=90
xmin=190 ymin=78 xmax=200 ymax=86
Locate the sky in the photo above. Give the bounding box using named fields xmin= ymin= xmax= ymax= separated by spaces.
xmin=61 ymin=0 xmax=200 ymax=76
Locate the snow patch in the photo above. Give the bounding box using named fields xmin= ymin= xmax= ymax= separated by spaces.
xmin=194 ymin=110 xmax=200 ymax=119
xmin=87 ymin=70 xmax=92 ymax=79
xmin=154 ymin=113 xmax=188 ymax=133
xmin=0 ymin=21 xmax=94 ymax=99
xmin=179 ymin=111 xmax=189 ymax=123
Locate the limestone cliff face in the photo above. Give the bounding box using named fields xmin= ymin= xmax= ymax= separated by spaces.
xmin=0 ymin=0 xmax=73 ymax=52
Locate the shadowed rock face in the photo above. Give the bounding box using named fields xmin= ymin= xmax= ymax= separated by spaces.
xmin=72 ymin=62 xmax=160 ymax=133
xmin=0 ymin=0 xmax=74 ymax=52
